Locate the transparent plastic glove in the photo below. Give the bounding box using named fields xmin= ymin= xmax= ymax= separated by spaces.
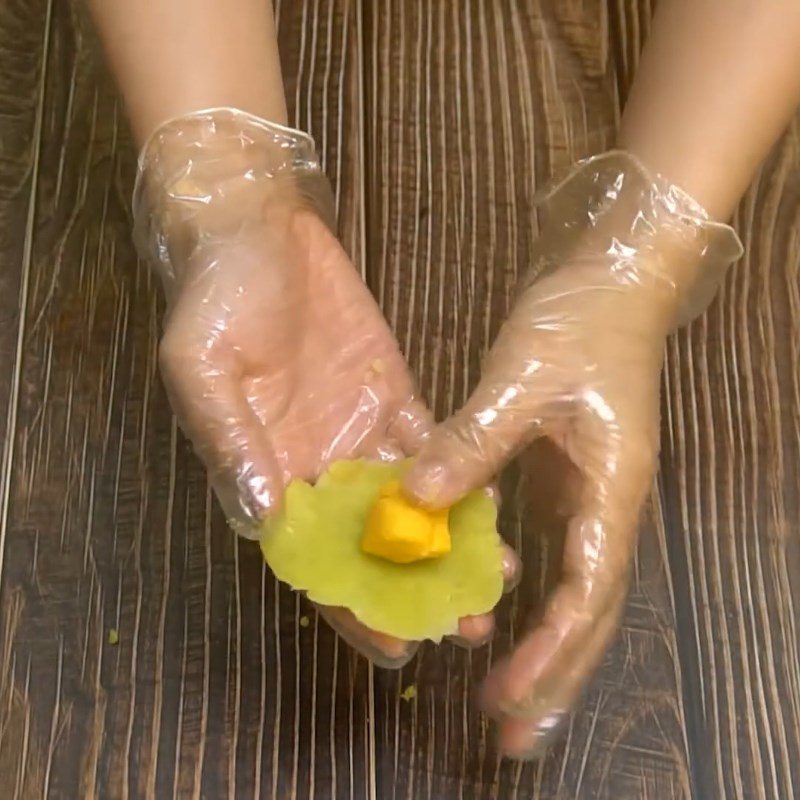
xmin=403 ymin=151 xmax=743 ymax=756
xmin=133 ymin=108 xmax=518 ymax=667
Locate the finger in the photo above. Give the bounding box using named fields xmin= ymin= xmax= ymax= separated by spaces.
xmin=482 ymin=503 xmax=634 ymax=719
xmin=403 ymin=412 xmax=526 ymax=509
xmin=316 ymin=604 xmax=418 ymax=669
xmin=389 ymin=398 xmax=435 ymax=455
xmin=487 ymin=601 xmax=622 ymax=759
xmin=159 ymin=327 xmax=283 ymax=535
xmin=482 ymin=591 xmax=622 ymax=719
xmin=482 ymin=421 xmax=652 ymax=753
xmin=448 ymin=539 xmax=519 ymax=650
xmin=359 ymin=441 xmax=405 ymax=463
xmin=501 ymin=545 xmax=522 ymax=594
xmin=403 ymin=319 xmax=555 ymax=508
xmin=491 ymin=708 xmax=568 ymax=762
xmin=490 ymin=488 xmax=522 ymax=593
xmin=449 ymin=613 xmax=495 ymax=649
xmin=355 ymin=397 xmax=429 ymax=461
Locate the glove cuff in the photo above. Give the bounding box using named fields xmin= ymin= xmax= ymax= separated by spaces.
xmin=532 ymin=150 xmax=744 ymax=325
xmin=132 ymin=107 xmax=335 ymax=296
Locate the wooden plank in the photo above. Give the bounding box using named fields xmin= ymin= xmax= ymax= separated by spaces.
xmin=0 ymin=3 xmax=57 ymax=796
xmin=608 ymin=2 xmax=800 ymax=798
xmin=2 ymin=1 xmax=799 ymax=798
xmin=0 ymin=2 xmax=370 ymax=798
xmin=661 ymin=125 xmax=800 ymax=800
xmin=0 ymin=0 xmax=48 ymax=629
xmin=363 ymin=2 xmax=692 ymax=798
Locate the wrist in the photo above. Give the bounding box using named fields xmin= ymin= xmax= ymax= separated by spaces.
xmin=532 ymin=151 xmax=743 ymax=324
xmin=133 ymin=108 xmax=334 ymax=292
xmin=89 ymin=0 xmax=289 ymax=148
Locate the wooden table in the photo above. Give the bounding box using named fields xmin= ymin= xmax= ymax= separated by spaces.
xmin=1 ymin=1 xmax=798 ymax=798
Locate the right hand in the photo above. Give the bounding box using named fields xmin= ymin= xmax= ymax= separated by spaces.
xmin=162 ymin=202 xmax=521 ymax=663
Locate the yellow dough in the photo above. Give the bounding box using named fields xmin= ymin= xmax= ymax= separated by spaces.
xmin=260 ymin=459 xmax=504 ymax=641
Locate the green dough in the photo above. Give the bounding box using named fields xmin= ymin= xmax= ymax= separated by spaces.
xmin=260 ymin=459 xmax=504 ymax=641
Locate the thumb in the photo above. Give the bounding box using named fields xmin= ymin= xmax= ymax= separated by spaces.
xmin=404 ymin=302 xmax=557 ymax=507
xmin=403 ymin=379 xmax=545 ymax=508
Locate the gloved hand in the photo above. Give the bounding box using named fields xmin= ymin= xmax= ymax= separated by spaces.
xmin=403 ymin=152 xmax=742 ymax=756
xmin=133 ymin=108 xmax=518 ymax=666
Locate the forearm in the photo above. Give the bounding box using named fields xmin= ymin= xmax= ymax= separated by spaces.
xmin=619 ymin=0 xmax=800 ymax=220
xmin=88 ymin=0 xmax=288 ymax=148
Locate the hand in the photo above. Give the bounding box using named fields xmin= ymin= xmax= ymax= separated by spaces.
xmin=161 ymin=205 xmax=520 ymax=663
xmin=135 ymin=109 xmax=520 ymax=666
xmin=159 ymin=205 xmax=427 ymax=529
xmin=402 ymin=153 xmax=741 ymax=756
xmin=405 ymin=255 xmax=666 ymax=753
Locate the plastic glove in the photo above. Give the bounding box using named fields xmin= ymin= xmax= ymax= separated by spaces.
xmin=403 ymin=151 xmax=742 ymax=756
xmin=133 ymin=108 xmax=518 ymax=666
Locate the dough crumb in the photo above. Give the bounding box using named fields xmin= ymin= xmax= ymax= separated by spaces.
xmin=400 ymin=684 xmax=417 ymax=702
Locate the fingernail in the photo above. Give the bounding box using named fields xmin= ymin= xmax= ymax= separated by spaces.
xmin=236 ymin=472 xmax=277 ymax=519
xmin=403 ymin=460 xmax=448 ymax=506
xmin=499 ymin=713 xmax=567 ymax=762
xmin=485 ymin=484 xmax=502 ymax=506
xmin=502 ymin=550 xmax=522 ymax=593
xmin=489 ymin=718 xmax=548 ymax=762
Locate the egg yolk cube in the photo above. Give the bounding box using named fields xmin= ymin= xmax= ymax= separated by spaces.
xmin=428 ymin=511 xmax=451 ymax=557
xmin=361 ymin=481 xmax=451 ymax=563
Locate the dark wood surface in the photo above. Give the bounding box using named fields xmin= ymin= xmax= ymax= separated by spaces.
xmin=0 ymin=1 xmax=797 ymax=798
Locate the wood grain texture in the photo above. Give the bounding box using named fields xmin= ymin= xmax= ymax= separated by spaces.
xmin=0 ymin=0 xmax=798 ymax=798
xmin=0 ymin=1 xmax=372 ymax=798
xmin=661 ymin=127 xmax=800 ymax=800
xmin=0 ymin=0 xmax=50 ymax=635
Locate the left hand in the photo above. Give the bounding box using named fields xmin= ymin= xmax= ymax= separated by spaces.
xmin=404 ymin=254 xmax=667 ymax=753
xmin=401 ymin=151 xmax=741 ymax=755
